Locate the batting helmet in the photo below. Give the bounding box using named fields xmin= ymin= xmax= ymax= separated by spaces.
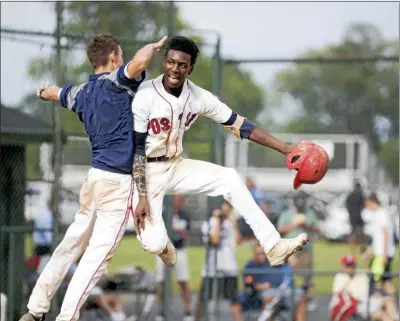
xmin=286 ymin=141 xmax=329 ymax=190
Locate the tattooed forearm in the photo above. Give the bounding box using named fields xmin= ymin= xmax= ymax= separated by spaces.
xmin=133 ymin=155 xmax=147 ymax=197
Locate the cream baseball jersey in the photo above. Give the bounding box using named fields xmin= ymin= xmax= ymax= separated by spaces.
xmin=132 ymin=74 xmax=233 ymax=158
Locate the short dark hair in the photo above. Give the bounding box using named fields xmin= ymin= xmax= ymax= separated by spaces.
xmin=86 ymin=34 xmax=121 ymax=69
xmin=367 ymin=192 xmax=381 ymax=205
xmin=164 ymin=36 xmax=200 ymax=65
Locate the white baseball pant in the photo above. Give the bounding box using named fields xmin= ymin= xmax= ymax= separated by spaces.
xmin=155 ymin=248 xmax=190 ymax=282
xmin=135 ymin=157 xmax=280 ymax=255
xmin=27 ymin=168 xmax=133 ymax=321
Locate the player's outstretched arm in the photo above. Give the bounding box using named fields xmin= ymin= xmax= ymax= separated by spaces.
xmin=199 ymin=90 xmax=292 ymax=155
xmin=248 ymin=127 xmax=291 ymax=155
xmin=126 ymin=36 xmax=167 ymax=79
xmin=221 ymin=111 xmax=291 ymax=155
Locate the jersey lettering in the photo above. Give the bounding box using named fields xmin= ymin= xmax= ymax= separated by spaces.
xmin=150 ymin=118 xmax=161 ymax=134
xmin=160 ymin=118 xmax=171 ymax=131
xmin=149 ymin=118 xmax=170 ymax=134
xmin=179 ymin=112 xmax=198 ymax=127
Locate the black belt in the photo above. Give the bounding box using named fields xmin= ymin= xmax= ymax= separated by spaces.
xmin=147 ymin=156 xmax=171 ymax=163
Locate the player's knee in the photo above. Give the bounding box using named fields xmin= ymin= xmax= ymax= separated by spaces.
xmin=137 ymin=226 xmax=168 ymax=254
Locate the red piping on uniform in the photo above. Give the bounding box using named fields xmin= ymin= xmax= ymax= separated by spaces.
xmin=152 ymin=80 xmax=173 ymax=156
xmin=174 ymin=90 xmax=190 ymax=157
xmin=70 ymin=176 xmax=134 ymax=321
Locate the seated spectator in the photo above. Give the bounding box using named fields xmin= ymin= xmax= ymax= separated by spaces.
xmin=330 ymin=254 xmax=398 ymax=321
xmin=243 ymin=244 xmax=307 ymax=321
xmin=86 ymin=274 xmax=126 ymax=321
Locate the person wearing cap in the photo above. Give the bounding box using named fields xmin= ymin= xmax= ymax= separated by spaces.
xmin=330 ymin=255 xmax=398 ymax=321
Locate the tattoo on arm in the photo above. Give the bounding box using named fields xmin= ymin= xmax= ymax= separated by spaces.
xmin=133 ymin=155 xmax=147 ymax=197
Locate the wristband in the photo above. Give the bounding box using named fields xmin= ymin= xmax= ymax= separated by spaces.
xmin=39 ymin=88 xmax=49 ymax=101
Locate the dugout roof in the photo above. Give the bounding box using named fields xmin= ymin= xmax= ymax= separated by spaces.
xmin=1 ymin=104 xmax=58 ymax=144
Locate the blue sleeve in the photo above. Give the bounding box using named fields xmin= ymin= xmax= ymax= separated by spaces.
xmin=117 ymin=64 xmax=146 ymax=91
xmin=59 ymin=83 xmax=87 ymax=112
xmin=59 ymin=84 xmax=76 ymax=110
xmin=221 ymin=111 xmax=256 ymax=139
xmin=134 ymin=131 xmax=147 ymax=156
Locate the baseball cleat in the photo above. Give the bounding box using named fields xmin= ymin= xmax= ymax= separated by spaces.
xmin=158 ymin=239 xmax=177 ymax=267
xmin=266 ymin=233 xmax=308 ymax=267
xmin=19 ymin=313 xmax=45 ymax=321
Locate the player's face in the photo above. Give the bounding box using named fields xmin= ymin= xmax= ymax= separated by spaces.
xmin=254 ymin=247 xmax=266 ymax=263
xmin=163 ymin=49 xmax=193 ymax=89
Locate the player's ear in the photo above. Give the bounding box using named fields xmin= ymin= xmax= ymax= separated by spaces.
xmin=188 ymin=64 xmax=195 ymax=75
xmin=110 ymin=50 xmax=119 ymax=63
xmin=109 ymin=51 xmax=115 ymax=63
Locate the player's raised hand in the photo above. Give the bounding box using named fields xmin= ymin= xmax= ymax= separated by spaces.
xmin=151 ymin=36 xmax=168 ymax=52
xmin=135 ymin=36 xmax=168 ymax=61
xmin=128 ymin=36 xmax=168 ymax=79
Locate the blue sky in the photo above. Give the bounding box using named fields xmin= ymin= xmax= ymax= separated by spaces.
xmin=1 ymin=1 xmax=398 ymax=111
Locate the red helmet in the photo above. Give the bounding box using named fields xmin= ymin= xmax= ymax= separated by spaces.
xmin=286 ymin=141 xmax=329 ymax=190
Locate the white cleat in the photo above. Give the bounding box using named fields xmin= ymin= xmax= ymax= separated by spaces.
xmin=267 ymin=233 xmax=308 ymax=267
xmin=158 ymin=239 xmax=177 ymax=267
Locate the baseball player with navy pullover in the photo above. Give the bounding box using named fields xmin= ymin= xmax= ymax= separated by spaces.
xmin=19 ymin=34 xmax=167 ymax=321
xmin=131 ymin=36 xmax=308 ymax=271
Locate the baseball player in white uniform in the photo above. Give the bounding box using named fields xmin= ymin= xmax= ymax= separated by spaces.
xmin=131 ymin=36 xmax=308 ymax=270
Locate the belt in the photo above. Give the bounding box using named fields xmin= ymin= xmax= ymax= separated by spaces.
xmin=147 ymin=156 xmax=172 ymax=163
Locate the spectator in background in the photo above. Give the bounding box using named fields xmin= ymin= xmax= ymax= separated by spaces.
xmin=277 ymin=196 xmax=319 ymax=311
xmin=33 ymin=199 xmax=53 ymax=256
xmin=243 ymin=244 xmax=307 ymax=321
xmin=346 ymin=182 xmax=366 ymax=256
xmin=88 ymin=276 xmax=126 ymax=321
xmin=237 ymin=177 xmax=270 ymax=244
xmin=195 ymin=200 xmax=242 ymax=321
xmin=330 ymin=255 xmax=398 ymax=321
xmin=245 ymin=176 xmax=267 ymax=206
xmin=362 ymin=193 xmax=396 ymax=297
xmin=155 ymin=195 xmax=193 ymax=321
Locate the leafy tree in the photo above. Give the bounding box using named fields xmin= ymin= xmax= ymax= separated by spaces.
xmin=274 ymin=23 xmax=399 ymax=183
xmin=20 ymin=2 xmax=265 ymax=172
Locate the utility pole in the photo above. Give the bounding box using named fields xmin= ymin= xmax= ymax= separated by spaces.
xmin=163 ymin=4 xmax=175 ymax=320
xmin=51 ymin=1 xmax=63 ymax=312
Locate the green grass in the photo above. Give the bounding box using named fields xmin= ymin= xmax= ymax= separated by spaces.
xmin=108 ymin=236 xmax=399 ymax=295
xmin=25 ymin=235 xmax=399 ymax=295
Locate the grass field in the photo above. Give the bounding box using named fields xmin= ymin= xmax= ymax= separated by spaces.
xmin=108 ymin=236 xmax=399 ymax=295
xmin=25 ymin=235 xmax=398 ymax=295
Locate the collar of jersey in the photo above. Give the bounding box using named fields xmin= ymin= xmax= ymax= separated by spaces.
xmin=89 ymin=72 xmax=110 ymax=81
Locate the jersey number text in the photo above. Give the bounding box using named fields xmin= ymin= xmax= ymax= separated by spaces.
xmin=148 ymin=113 xmax=197 ymax=134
